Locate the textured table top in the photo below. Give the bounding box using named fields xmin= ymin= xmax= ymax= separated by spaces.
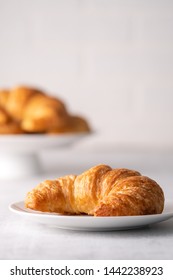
xmin=0 ymin=149 xmax=173 ymax=260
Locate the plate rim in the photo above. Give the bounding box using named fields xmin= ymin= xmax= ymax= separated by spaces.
xmin=0 ymin=131 xmax=91 ymax=140
xmin=9 ymin=201 xmax=173 ymax=231
xmin=9 ymin=200 xmax=173 ymax=220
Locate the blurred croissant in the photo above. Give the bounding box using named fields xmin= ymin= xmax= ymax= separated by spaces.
xmin=25 ymin=164 xmax=164 ymax=216
xmin=0 ymin=105 xmax=23 ymax=134
xmin=0 ymin=86 xmax=90 ymax=134
xmin=0 ymin=106 xmax=10 ymax=125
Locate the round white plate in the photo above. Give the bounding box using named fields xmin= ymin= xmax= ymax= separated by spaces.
xmin=9 ymin=201 xmax=173 ymax=231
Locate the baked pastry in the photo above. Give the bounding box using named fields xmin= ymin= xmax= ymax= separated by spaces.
xmin=25 ymin=164 xmax=164 ymax=216
xmin=0 ymin=89 xmax=9 ymax=109
xmin=0 ymin=85 xmax=90 ymax=134
xmin=0 ymin=106 xmax=10 ymax=125
xmin=21 ymin=95 xmax=69 ymax=132
xmin=48 ymin=115 xmax=90 ymax=134
xmin=6 ymin=86 xmax=43 ymax=121
xmin=0 ymin=105 xmax=22 ymax=134
xmin=0 ymin=122 xmax=23 ymax=134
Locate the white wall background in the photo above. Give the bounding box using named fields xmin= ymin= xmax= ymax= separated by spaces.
xmin=0 ymin=0 xmax=173 ymax=150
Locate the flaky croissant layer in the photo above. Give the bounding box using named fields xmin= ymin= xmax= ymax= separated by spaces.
xmin=25 ymin=165 xmax=164 ymax=216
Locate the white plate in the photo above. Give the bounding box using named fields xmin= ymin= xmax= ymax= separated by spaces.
xmin=9 ymin=201 xmax=173 ymax=231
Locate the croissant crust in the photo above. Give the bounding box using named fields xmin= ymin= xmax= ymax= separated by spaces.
xmin=25 ymin=164 xmax=164 ymax=216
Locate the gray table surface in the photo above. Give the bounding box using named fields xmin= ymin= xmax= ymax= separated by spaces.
xmin=0 ymin=149 xmax=173 ymax=260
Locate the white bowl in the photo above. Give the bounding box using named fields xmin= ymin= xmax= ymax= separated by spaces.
xmin=0 ymin=133 xmax=89 ymax=180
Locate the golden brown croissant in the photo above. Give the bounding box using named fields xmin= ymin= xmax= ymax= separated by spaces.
xmin=0 ymin=122 xmax=23 ymax=134
xmin=25 ymin=164 xmax=164 ymax=216
xmin=6 ymin=86 xmax=43 ymax=121
xmin=0 ymin=105 xmax=22 ymax=134
xmin=0 ymin=85 xmax=90 ymax=134
xmin=0 ymin=106 xmax=10 ymax=125
xmin=48 ymin=115 xmax=90 ymax=134
xmin=0 ymin=89 xmax=9 ymax=109
xmin=21 ymin=94 xmax=69 ymax=132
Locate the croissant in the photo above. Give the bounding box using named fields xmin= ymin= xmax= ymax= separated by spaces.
xmin=0 ymin=122 xmax=23 ymax=134
xmin=25 ymin=164 xmax=164 ymax=216
xmin=0 ymin=86 xmax=90 ymax=134
xmin=6 ymin=86 xmax=69 ymax=132
xmin=0 ymin=106 xmax=10 ymax=125
xmin=48 ymin=116 xmax=90 ymax=134
xmin=0 ymin=106 xmax=23 ymax=134
xmin=5 ymin=86 xmax=43 ymax=121
xmin=21 ymin=94 xmax=69 ymax=132
xmin=0 ymin=89 xmax=9 ymax=109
